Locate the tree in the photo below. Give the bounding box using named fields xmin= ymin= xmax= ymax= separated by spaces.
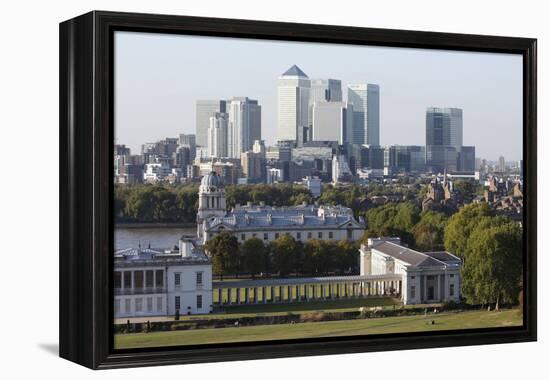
xmin=444 ymin=203 xmax=493 ymax=259
xmin=240 ymin=237 xmax=266 ymax=278
xmin=413 ymin=211 xmax=448 ymax=251
xmin=335 ymin=240 xmax=359 ymax=274
xmin=204 ymin=232 xmax=239 ymax=280
xmin=453 ymin=179 xmax=482 ymax=202
xmin=462 ymin=218 xmax=522 ymax=309
xmin=270 ymin=235 xmax=299 ymax=276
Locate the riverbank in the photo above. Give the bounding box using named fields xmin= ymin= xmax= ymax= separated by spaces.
xmin=115 ymin=222 xmax=196 ymax=229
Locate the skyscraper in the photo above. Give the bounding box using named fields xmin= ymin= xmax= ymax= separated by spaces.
xmin=347 ymin=84 xmax=380 ymax=145
xmin=426 ymin=107 xmax=463 ymax=150
xmin=207 ymin=112 xmax=228 ymax=158
xmin=227 ymin=97 xmax=261 ymax=158
xmin=312 ymin=101 xmax=347 ymax=143
xmin=196 ymin=100 xmax=226 ymax=147
xmin=277 ymin=65 xmax=310 ymax=141
xmin=310 ymin=79 xmax=343 ymax=103
xmin=425 ymin=107 xmax=464 ymax=173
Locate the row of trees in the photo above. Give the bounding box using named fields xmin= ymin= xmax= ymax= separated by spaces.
xmin=115 ymin=184 xmax=199 ymax=223
xmin=115 ymin=179 xmax=482 ymax=224
xmin=204 ymin=233 xmax=359 ymax=279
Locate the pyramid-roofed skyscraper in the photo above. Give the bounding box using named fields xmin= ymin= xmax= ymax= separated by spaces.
xmin=278 ymin=65 xmax=311 ymax=142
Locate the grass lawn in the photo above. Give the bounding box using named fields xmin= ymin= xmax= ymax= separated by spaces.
xmin=114 ymin=308 xmax=522 ymax=349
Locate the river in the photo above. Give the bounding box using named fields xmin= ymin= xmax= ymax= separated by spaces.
xmin=115 ymin=226 xmax=197 ymax=250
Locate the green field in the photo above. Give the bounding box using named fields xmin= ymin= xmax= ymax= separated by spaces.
xmin=115 ymin=308 xmax=522 ymax=349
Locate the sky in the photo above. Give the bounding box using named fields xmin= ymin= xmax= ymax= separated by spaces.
xmin=114 ymin=31 xmax=523 ymax=161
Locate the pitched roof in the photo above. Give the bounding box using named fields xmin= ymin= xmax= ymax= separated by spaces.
xmin=371 ymin=241 xmax=459 ymax=268
xmin=282 ymin=64 xmax=308 ymax=78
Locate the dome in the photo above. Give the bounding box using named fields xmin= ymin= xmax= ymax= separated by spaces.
xmin=201 ymin=171 xmax=223 ymax=189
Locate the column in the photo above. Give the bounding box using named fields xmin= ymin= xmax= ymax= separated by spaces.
xmin=287 ymin=285 xmax=292 ymax=303
xmin=271 ymin=287 xmax=275 ymax=303
xmin=228 ymin=288 xmax=232 ymax=305
xmin=306 ymin=285 xmax=310 ymax=301
xmin=236 ymin=288 xmax=241 ymax=304
xmin=296 ymin=285 xmax=301 ymax=302
xmin=312 ymin=285 xmax=317 ymax=300
xmin=262 ymin=287 xmax=267 ymax=303
xmin=322 ymin=284 xmax=326 ymax=300
xmin=245 ymin=288 xmax=250 ymax=304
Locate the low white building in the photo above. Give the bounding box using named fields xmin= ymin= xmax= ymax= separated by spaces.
xmin=359 ymin=237 xmax=461 ymax=305
xmin=197 ymin=171 xmax=365 ymax=244
xmin=114 ymin=237 xmax=213 ymax=318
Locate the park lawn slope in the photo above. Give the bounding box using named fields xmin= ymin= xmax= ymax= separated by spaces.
xmin=115 ymin=308 xmax=522 ymax=349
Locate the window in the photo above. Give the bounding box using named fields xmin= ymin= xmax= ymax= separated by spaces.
xmin=263 ymin=233 xmax=268 ymax=241
xmin=196 ymin=294 xmax=203 ymax=309
xmin=275 ymin=233 xmax=279 ymax=239
xmin=328 ymin=231 xmax=333 ymax=239
xmin=307 ymin=232 xmax=312 ymax=239
xmin=449 ymin=284 xmax=455 ymax=296
xmin=156 ymin=297 xmax=163 ymax=312
xmin=175 ymin=296 xmax=181 ymax=311
xmin=411 ymin=286 xmax=416 ymax=298
xmin=125 ymin=299 xmax=131 ymax=313
xmin=155 ymin=270 xmax=164 ymax=287
xmin=411 ymin=276 xmax=415 ymax=280
xmin=123 ymin=271 xmax=132 ymax=289
xmin=318 ymin=232 xmax=323 ymax=239
xmin=134 ymin=271 xmax=144 ymax=289
xmin=174 ymin=272 xmax=181 ymax=287
xmin=241 ymin=234 xmax=246 ymax=241
xmin=252 ymin=233 xmax=257 ymax=238
xmin=297 ymin=232 xmax=301 ymax=240
xmin=450 ymin=274 xmax=455 ymax=278
xmin=135 ymin=298 xmax=143 ymax=312
xmin=114 ymin=299 xmax=121 ymax=313
xmin=147 ymin=297 xmax=153 ymax=312
xmin=114 ymin=272 xmax=122 ymax=289
xmin=196 ymin=272 xmax=203 ymax=286
xmin=145 ymin=270 xmax=154 ymax=288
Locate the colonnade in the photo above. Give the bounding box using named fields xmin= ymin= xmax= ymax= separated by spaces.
xmin=213 ymin=277 xmax=402 ymax=306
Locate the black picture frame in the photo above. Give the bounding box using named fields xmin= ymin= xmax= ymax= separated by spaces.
xmin=59 ymin=10 xmax=537 ymax=370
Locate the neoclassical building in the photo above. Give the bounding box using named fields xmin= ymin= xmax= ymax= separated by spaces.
xmin=360 ymin=237 xmax=462 ymax=305
xmin=114 ymin=237 xmax=213 ymax=318
xmin=196 ymin=171 xmax=366 ymax=244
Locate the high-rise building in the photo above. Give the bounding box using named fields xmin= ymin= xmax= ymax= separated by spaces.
xmin=277 ymin=65 xmax=310 ymax=141
xmin=310 ymin=79 xmax=343 ymax=103
xmin=196 ymin=100 xmax=226 ymax=147
xmin=312 ymin=101 xmax=347 ymax=143
xmin=457 ymin=146 xmax=476 ymax=172
xmin=227 ymin=97 xmax=261 ymax=158
xmin=178 ymin=134 xmax=196 ymax=161
xmin=425 ymin=107 xmax=464 ymax=173
xmin=347 ymin=84 xmax=380 ymax=145
xmin=426 ymin=107 xmax=463 ymax=150
xmin=207 ymin=112 xmax=228 ymax=158
xmin=241 ymin=151 xmax=265 ymax=182
xmin=384 ymin=145 xmax=426 ymax=173
xmin=498 ymin=156 xmax=506 ymax=172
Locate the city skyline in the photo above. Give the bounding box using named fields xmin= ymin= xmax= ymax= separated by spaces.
xmin=114 ymin=31 xmax=523 ymax=160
